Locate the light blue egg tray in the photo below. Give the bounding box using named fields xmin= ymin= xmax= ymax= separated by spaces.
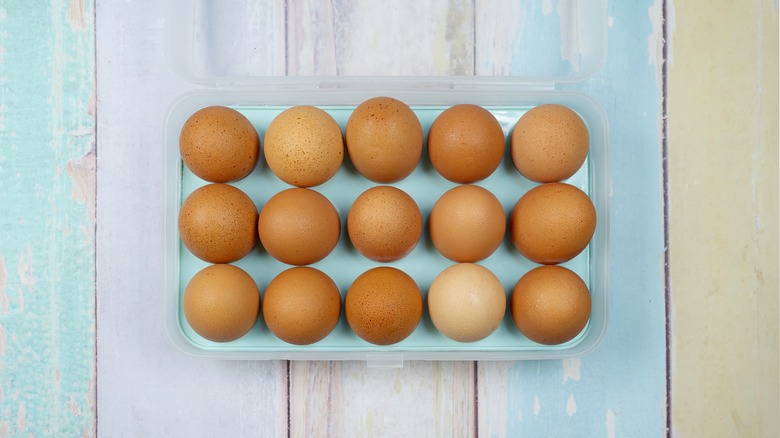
xmin=163 ymin=89 xmax=609 ymax=364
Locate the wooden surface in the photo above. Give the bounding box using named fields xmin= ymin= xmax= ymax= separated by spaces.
xmin=105 ymin=1 xmax=668 ymax=436
xmin=0 ymin=0 xmax=776 ymax=436
xmin=667 ymin=1 xmax=779 ymax=436
xmin=0 ymin=1 xmax=96 ymax=435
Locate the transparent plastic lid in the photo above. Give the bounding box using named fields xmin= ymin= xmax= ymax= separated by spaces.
xmin=164 ymin=0 xmax=606 ymax=86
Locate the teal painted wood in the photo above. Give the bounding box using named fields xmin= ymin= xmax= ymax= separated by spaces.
xmin=479 ymin=1 xmax=667 ymax=436
xmin=0 ymin=0 xmax=95 ymax=435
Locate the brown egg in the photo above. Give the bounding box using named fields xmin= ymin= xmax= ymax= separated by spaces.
xmin=257 ymin=188 xmax=340 ymax=265
xmin=183 ymin=264 xmax=260 ymax=342
xmin=179 ymin=106 xmax=260 ymax=183
xmin=428 ymin=263 xmax=506 ymax=342
xmin=429 ymin=185 xmax=506 ymax=262
xmin=510 ymin=182 xmax=596 ymax=264
xmin=345 ymin=97 xmax=423 ymax=183
xmin=263 ymin=106 xmax=344 ymax=187
xmin=511 ymin=104 xmax=589 ymax=183
xmin=178 ymin=184 xmax=258 ymax=263
xmin=345 ymin=267 xmax=422 ymax=345
xmin=427 ymin=104 xmax=505 ymax=183
xmin=262 ymin=267 xmax=341 ymax=345
xmin=347 ymin=186 xmax=422 ymax=262
xmin=510 ymin=265 xmax=591 ymax=345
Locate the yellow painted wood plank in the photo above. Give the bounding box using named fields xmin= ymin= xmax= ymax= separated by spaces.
xmin=668 ymin=0 xmax=779 ymax=436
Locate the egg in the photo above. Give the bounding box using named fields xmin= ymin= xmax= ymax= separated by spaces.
xmin=345 ymin=97 xmax=423 ymax=183
xmin=263 ymin=105 xmax=344 ymax=187
xmin=262 ymin=267 xmax=341 ymax=345
xmin=179 ymin=106 xmax=260 ymax=183
xmin=347 ymin=186 xmax=422 ymax=262
xmin=178 ymin=183 xmax=258 ymax=263
xmin=429 ymin=185 xmax=506 ymax=262
xmin=182 ymin=264 xmax=260 ymax=342
xmin=510 ymin=104 xmax=589 ymax=183
xmin=257 ymin=188 xmax=340 ymax=265
xmin=510 ymin=182 xmax=596 ymax=264
xmin=427 ymin=104 xmax=505 ymax=183
xmin=427 ymin=263 xmax=506 ymax=342
xmin=345 ymin=267 xmax=422 ymax=345
xmin=510 ymin=265 xmax=591 ymax=345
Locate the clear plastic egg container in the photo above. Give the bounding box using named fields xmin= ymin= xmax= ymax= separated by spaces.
xmin=163 ymin=89 xmax=608 ymax=363
xmin=162 ymin=0 xmax=609 ymax=364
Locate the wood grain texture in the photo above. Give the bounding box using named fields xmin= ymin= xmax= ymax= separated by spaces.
xmin=287 ymin=0 xmax=474 ymax=76
xmin=668 ymin=0 xmax=779 ymax=436
xmin=290 ymin=361 xmax=475 ymax=437
xmin=0 ymin=0 xmax=96 ymax=435
xmin=94 ymin=0 xmax=670 ymax=436
xmin=94 ymin=0 xmax=288 ymax=436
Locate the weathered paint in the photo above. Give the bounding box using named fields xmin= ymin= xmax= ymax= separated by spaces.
xmin=668 ymin=0 xmax=779 ymax=436
xmin=129 ymin=0 xmax=665 ymax=435
xmin=478 ymin=1 xmax=667 ymax=435
xmin=95 ymin=0 xmax=290 ymax=436
xmin=0 ymin=0 xmax=95 ymax=436
xmin=9 ymin=0 xmax=772 ymax=435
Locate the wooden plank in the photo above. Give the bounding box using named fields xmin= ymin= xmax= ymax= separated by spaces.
xmin=290 ymin=361 xmax=475 ymax=437
xmin=667 ymin=0 xmax=779 ymax=436
xmin=94 ymin=0 xmax=289 ymax=435
xmin=285 ymin=2 xmax=477 ymax=435
xmin=0 ymin=0 xmax=96 ymax=435
xmin=473 ymin=0 xmax=525 ymax=76
xmin=474 ymin=0 xmax=585 ymax=77
xmin=287 ymin=0 xmax=474 ymax=76
xmin=476 ymin=1 xmax=668 ymax=435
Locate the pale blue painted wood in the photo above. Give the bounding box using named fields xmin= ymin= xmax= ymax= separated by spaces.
xmin=484 ymin=1 xmax=667 ymax=436
xmin=0 ymin=0 xmax=95 ymax=435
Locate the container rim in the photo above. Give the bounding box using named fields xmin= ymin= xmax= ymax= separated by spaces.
xmin=163 ymin=0 xmax=608 ymax=88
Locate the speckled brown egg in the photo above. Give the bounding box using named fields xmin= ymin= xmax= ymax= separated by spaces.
xmin=429 ymin=185 xmax=506 ymax=262
xmin=511 ymin=104 xmax=589 ymax=183
xmin=345 ymin=267 xmax=422 ymax=345
xmin=257 ymin=188 xmax=340 ymax=265
xmin=427 ymin=104 xmax=505 ymax=183
xmin=263 ymin=106 xmax=344 ymax=187
xmin=347 ymin=186 xmax=422 ymax=262
xmin=262 ymin=267 xmax=341 ymax=345
xmin=428 ymin=263 xmax=506 ymax=342
xmin=179 ymin=106 xmax=260 ymax=183
xmin=178 ymin=183 xmax=258 ymax=263
xmin=182 ymin=264 xmax=260 ymax=342
xmin=345 ymin=97 xmax=423 ymax=183
xmin=510 ymin=182 xmax=596 ymax=264
xmin=510 ymin=265 xmax=591 ymax=345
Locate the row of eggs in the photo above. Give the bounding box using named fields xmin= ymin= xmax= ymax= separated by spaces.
xmin=179 ymin=98 xmax=590 ymax=187
xmin=178 ymin=182 xmax=596 ymax=266
xmin=184 ymin=263 xmax=591 ymax=347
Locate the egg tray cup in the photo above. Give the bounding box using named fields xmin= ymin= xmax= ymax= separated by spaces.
xmin=163 ymin=89 xmax=609 ymax=363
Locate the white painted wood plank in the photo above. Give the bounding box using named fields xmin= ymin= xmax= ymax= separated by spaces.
xmin=474 ymin=0 xmax=592 ymax=78
xmin=95 ymin=1 xmax=288 ymax=435
xmin=476 ymin=362 xmax=511 ymax=434
xmin=287 ymin=0 xmax=474 ymax=76
xmin=285 ymin=2 xmax=477 ymax=435
xmin=290 ymin=361 xmax=475 ymax=437
xmin=473 ymin=0 xmax=525 ymax=76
